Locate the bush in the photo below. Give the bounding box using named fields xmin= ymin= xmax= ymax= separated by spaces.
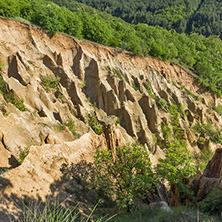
xmin=56 ymin=119 xmax=80 ymax=138
xmin=88 ymin=112 xmax=103 ymax=135
xmin=0 ymin=75 xmax=27 ymax=111
xmin=198 ymin=188 xmax=222 ymax=215
xmin=155 ymin=97 xmax=168 ymax=111
xmin=66 ymin=119 xmax=80 ymax=137
xmin=213 ymin=104 xmax=222 ymax=115
xmin=193 ymin=122 xmax=222 ymax=144
xmin=42 ymin=76 xmax=60 ymax=91
xmin=146 ymin=80 xmax=155 ymax=99
xmin=19 ymin=147 xmax=29 ymax=164
xmin=156 ymin=105 xmax=195 ymax=203
xmin=194 ymin=146 xmax=213 ymax=173
xmin=93 ymin=143 xmax=156 ymax=211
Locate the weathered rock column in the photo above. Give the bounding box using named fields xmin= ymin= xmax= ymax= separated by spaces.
xmin=100 ymin=115 xmax=122 ymax=160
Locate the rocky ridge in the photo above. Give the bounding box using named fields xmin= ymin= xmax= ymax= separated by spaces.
xmin=0 ymin=17 xmax=222 ymax=219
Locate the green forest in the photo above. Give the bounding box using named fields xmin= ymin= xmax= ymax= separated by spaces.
xmin=73 ymin=0 xmax=222 ymax=37
xmin=1 ymin=0 xmax=222 ymax=96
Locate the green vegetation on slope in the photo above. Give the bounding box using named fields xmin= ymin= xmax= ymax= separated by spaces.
xmin=63 ymin=0 xmax=222 ymax=38
xmin=51 ymin=0 xmax=201 ymax=33
xmin=2 ymin=0 xmax=222 ymax=96
xmin=93 ymin=143 xmax=155 ymax=211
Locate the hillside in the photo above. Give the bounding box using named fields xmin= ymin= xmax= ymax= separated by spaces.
xmin=0 ymin=17 xmax=222 ymax=220
xmin=2 ymin=0 xmax=222 ymax=98
xmin=68 ymin=0 xmax=222 ymax=37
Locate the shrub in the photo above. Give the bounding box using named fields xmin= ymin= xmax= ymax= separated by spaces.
xmin=19 ymin=148 xmax=29 ymax=164
xmin=56 ymin=122 xmax=66 ymax=131
xmin=88 ymin=112 xmax=103 ymax=135
xmin=155 ymin=97 xmax=168 ymax=111
xmin=0 ymin=75 xmax=27 ymax=111
xmin=0 ymin=168 xmax=10 ymax=175
xmin=66 ymin=119 xmax=80 ymax=137
xmin=199 ymin=188 xmax=222 ymax=215
xmin=213 ymin=104 xmax=222 ymax=115
xmin=193 ymin=122 xmax=222 ymax=144
xmin=93 ymin=143 xmax=156 ymax=211
xmin=42 ymin=76 xmax=60 ymax=91
xmin=156 ymin=105 xmax=196 ymax=203
xmin=194 ymin=146 xmax=213 ymax=172
xmin=115 ymin=117 xmax=120 ymax=126
xmin=146 ymin=80 xmax=155 ymax=99
xmin=56 ymin=119 xmax=80 ymax=138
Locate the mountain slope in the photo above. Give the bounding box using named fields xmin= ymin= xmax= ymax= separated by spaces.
xmin=71 ymin=0 xmax=222 ymax=37
xmin=2 ymin=0 xmax=222 ymax=97
xmin=0 ymin=17 xmax=222 ymax=219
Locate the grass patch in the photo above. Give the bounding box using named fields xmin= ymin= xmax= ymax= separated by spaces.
xmin=56 ymin=119 xmax=80 ymax=138
xmin=20 ymin=200 xmax=113 ymax=222
xmin=112 ymin=205 xmax=219 ymax=222
xmin=108 ymin=67 xmax=129 ymax=83
xmin=155 ymin=97 xmax=168 ymax=111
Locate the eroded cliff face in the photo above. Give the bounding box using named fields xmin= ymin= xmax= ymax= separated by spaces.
xmin=0 ymin=17 xmax=222 ymax=219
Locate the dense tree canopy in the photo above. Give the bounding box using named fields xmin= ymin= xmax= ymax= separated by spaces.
xmin=56 ymin=0 xmax=222 ymax=38
xmin=1 ymin=0 xmax=222 ymax=96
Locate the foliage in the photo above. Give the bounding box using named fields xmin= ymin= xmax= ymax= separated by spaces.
xmin=72 ymin=0 xmax=222 ymax=40
xmin=0 ymin=75 xmax=27 ymax=111
xmin=213 ymin=104 xmax=222 ymax=115
xmin=56 ymin=122 xmax=66 ymax=131
xmin=66 ymin=119 xmax=80 ymax=137
xmin=198 ymin=188 xmax=222 ymax=215
xmin=115 ymin=117 xmax=120 ymax=126
xmin=156 ymin=105 xmax=196 ymax=199
xmin=131 ymin=81 xmax=140 ymax=91
xmin=53 ymin=0 xmax=200 ymax=32
xmin=2 ymin=0 xmax=222 ymax=95
xmin=0 ymin=62 xmax=4 ymax=70
xmin=111 ymin=68 xmax=129 ymax=83
xmin=56 ymin=119 xmax=80 ymax=137
xmin=42 ymin=75 xmax=60 ymax=91
xmin=14 ymin=99 xmax=27 ymax=111
xmin=155 ymin=97 xmax=168 ymax=111
xmin=20 ymin=200 xmax=112 ymax=222
xmin=0 ymin=168 xmax=11 ymax=175
xmin=19 ymin=147 xmax=29 ymax=164
xmin=145 ymin=80 xmax=155 ymax=99
xmin=194 ymin=146 xmax=213 ymax=172
xmin=88 ymin=112 xmax=103 ymax=135
xmin=112 ymin=205 xmax=218 ymax=222
xmin=93 ymin=143 xmax=156 ymax=210
xmin=193 ymin=122 xmax=222 ymax=144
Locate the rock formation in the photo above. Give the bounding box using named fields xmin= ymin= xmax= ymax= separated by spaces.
xmin=191 ymin=148 xmax=222 ymax=201
xmin=0 ymin=17 xmax=221 ymax=219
